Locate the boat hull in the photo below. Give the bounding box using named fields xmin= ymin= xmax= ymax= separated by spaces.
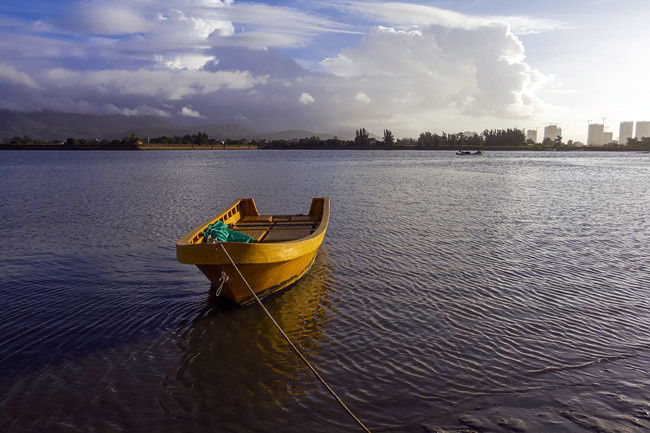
xmin=176 ymin=198 xmax=329 ymax=306
xmin=197 ymin=250 xmax=317 ymax=305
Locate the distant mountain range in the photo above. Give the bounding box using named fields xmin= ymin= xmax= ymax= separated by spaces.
xmin=0 ymin=110 xmax=343 ymax=142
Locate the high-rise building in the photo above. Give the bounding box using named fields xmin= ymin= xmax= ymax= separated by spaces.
xmin=603 ymin=132 xmax=613 ymax=144
xmin=619 ymin=121 xmax=633 ymax=145
xmin=544 ymin=124 xmax=562 ymax=142
xmin=587 ymin=123 xmax=605 ymax=146
xmin=526 ymin=129 xmax=537 ymax=143
xmin=636 ymin=121 xmax=650 ymax=139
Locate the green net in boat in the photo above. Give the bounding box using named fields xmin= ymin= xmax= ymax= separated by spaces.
xmin=203 ymin=221 xmax=254 ymax=243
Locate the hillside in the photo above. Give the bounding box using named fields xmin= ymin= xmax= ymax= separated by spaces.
xmin=0 ymin=110 xmax=340 ymax=142
xmin=0 ymin=110 xmax=188 ymax=141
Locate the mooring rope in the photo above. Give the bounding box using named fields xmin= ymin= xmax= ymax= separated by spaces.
xmin=216 ymin=242 xmax=371 ymax=433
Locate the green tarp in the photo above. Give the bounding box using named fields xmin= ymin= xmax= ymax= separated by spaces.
xmin=203 ymin=221 xmax=254 ymax=243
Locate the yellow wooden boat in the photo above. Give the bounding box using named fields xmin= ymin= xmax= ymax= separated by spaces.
xmin=176 ymin=198 xmax=329 ymax=306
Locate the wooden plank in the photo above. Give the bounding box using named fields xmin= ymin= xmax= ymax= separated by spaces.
xmin=241 ymin=215 xmax=273 ymax=223
xmin=262 ymin=229 xmax=313 ymax=242
xmin=273 ymin=222 xmax=315 ymax=228
xmin=236 ymin=229 xmax=268 ymax=242
xmin=233 ymin=223 xmax=272 ymax=230
xmin=291 ymin=215 xmax=318 ymax=222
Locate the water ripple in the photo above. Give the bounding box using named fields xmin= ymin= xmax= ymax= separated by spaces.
xmin=2 ymin=151 xmax=650 ymax=432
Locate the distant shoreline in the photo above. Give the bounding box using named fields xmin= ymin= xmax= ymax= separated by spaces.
xmin=0 ymin=143 xmax=261 ymax=151
xmin=1 ymin=143 xmax=648 ymax=152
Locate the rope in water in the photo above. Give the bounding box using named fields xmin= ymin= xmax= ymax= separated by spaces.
xmin=217 ymin=242 xmax=371 ymax=433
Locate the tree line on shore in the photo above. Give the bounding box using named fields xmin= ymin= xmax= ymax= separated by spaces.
xmin=4 ymin=128 xmax=650 ymax=151
xmin=4 ymin=132 xmax=219 ymax=148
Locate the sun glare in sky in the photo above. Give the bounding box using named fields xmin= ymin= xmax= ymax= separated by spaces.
xmin=0 ymin=0 xmax=648 ymax=142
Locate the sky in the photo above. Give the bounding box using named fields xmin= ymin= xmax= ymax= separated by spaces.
xmin=1 ymin=0 xmax=649 ymax=142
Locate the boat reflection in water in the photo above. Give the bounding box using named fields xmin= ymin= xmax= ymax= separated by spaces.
xmin=164 ymin=251 xmax=342 ymax=429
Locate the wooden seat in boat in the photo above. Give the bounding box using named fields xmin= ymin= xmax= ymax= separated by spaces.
xmin=263 ymin=229 xmax=314 ymax=242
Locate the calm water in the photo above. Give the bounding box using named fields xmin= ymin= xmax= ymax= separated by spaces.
xmin=1 ymin=150 xmax=649 ymax=432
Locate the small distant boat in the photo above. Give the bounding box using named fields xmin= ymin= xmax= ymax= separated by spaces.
xmin=456 ymin=149 xmax=483 ymax=155
xmin=176 ymin=198 xmax=329 ymax=306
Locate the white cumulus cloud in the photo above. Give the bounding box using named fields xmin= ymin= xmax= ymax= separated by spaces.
xmin=154 ymin=54 xmax=216 ymax=70
xmin=354 ymin=91 xmax=371 ymax=103
xmin=321 ymin=23 xmax=549 ymax=121
xmin=299 ymin=92 xmax=315 ymax=104
xmin=0 ymin=0 xmax=553 ymax=137
xmin=0 ymin=63 xmax=39 ymax=89
xmin=180 ymin=106 xmax=205 ymax=118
